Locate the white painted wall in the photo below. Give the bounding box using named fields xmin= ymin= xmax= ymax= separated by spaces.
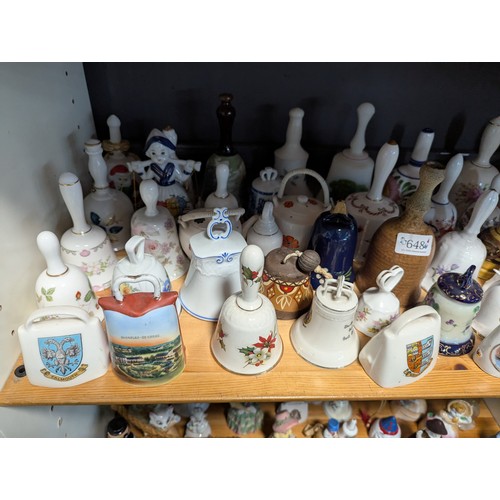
xmin=0 ymin=62 xmax=109 ymax=437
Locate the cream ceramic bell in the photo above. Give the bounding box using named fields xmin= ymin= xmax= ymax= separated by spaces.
xmin=358 ymin=305 xmax=441 ymax=388
xmin=58 ymin=172 xmax=118 ymax=292
xmin=424 ymin=153 xmax=464 ymax=238
xmin=179 ymin=207 xmax=247 ymax=321
xmin=112 ymin=235 xmax=171 ymax=294
xmin=130 ymin=179 xmax=188 ymax=280
xmin=272 ymin=168 xmax=332 ymax=251
xmin=472 ymin=324 xmax=500 ymax=377
xmin=421 ymin=188 xmax=499 ymax=291
xmin=322 ymin=400 xmax=353 ymax=422
xmin=326 ymin=102 xmax=376 ymax=201
xmin=84 ymin=139 xmax=134 ymax=251
xmin=354 ymin=265 xmax=404 ymax=337
xmin=472 ymin=269 xmax=500 ymax=338
xmin=384 ymin=127 xmax=435 ymax=206
xmin=211 ymin=244 xmax=282 ymax=375
xmin=17 ymin=306 xmax=110 ymax=388
xmin=241 ymin=201 xmax=283 ymax=256
xmin=389 ymin=399 xmax=427 ymax=422
xmin=204 ymin=162 xmax=239 ymax=210
xmin=345 ymin=140 xmax=400 ymax=265
xmin=274 ymin=107 xmax=311 ymax=197
xmin=248 ymin=167 xmax=281 ymax=216
xmin=35 ymin=231 xmax=104 ymax=321
xmin=449 ymin=116 xmax=500 ymax=218
xmin=290 ymin=276 xmax=359 ymax=369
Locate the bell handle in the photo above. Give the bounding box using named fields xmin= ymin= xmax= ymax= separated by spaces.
xmin=376 ymin=266 xmax=405 ymax=293
xmin=124 ymin=235 xmax=146 ymax=266
xmin=260 ymin=167 xmax=279 ymax=182
xmin=382 ymin=305 xmax=439 ymax=338
xmin=24 ymin=306 xmax=92 ymax=330
xmin=276 ymin=168 xmax=331 ymax=207
xmin=178 ymin=207 xmax=245 ymax=225
xmin=319 ymin=276 xmax=354 ymax=300
xmin=112 ymin=274 xmax=162 ymax=302
xmin=464 ymin=189 xmax=499 ymax=236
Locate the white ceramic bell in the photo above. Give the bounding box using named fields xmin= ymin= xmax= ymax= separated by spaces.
xmin=84 ymin=139 xmax=134 ymax=251
xmin=242 ymin=201 xmax=283 ymax=256
xmin=354 ymin=265 xmax=404 ymax=337
xmin=204 ymin=162 xmax=239 ymax=210
xmin=274 ymin=107 xmax=311 ymax=197
xmin=472 ymin=324 xmax=500 ymax=378
xmin=358 ymin=305 xmax=441 ymax=388
xmin=17 ymin=306 xmax=110 ymax=388
xmin=58 ymin=172 xmax=117 ymax=292
xmin=345 ymin=140 xmax=400 ymax=265
xmin=247 ymin=167 xmax=281 ymax=216
xmin=424 ymin=153 xmax=464 ymax=238
xmin=472 ymin=269 xmax=500 ymax=338
xmin=449 ymin=116 xmax=500 ymax=218
xmin=326 ymin=102 xmax=376 ymax=201
xmin=112 ymin=235 xmax=171 ymax=294
xmin=421 ymin=188 xmax=499 ymax=291
xmin=322 ymin=400 xmax=353 ymax=422
xmin=130 ymin=179 xmax=188 ymax=280
xmin=35 ymin=231 xmax=104 ymax=321
xmin=384 ymin=127 xmax=435 ymax=206
xmin=179 ymin=207 xmax=248 ymax=321
xmin=290 ymin=276 xmax=359 ymax=369
xmin=210 ymin=244 xmax=282 ymax=375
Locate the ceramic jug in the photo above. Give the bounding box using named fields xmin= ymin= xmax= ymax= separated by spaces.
xmin=449 ymin=116 xmax=500 ymax=218
xmin=326 ymin=102 xmax=376 ymax=201
xmin=424 ymin=153 xmax=464 ymax=238
xmin=58 ymin=172 xmax=118 ymax=292
xmin=242 ymin=201 xmax=283 ymax=256
xmin=423 ymin=265 xmax=482 ymax=356
xmin=211 ymin=244 xmax=283 ymax=375
xmin=204 ymin=162 xmax=239 ymax=210
xmin=421 ymin=188 xmax=499 ymax=291
xmin=356 ymin=161 xmax=445 ymax=307
xmin=17 ymin=306 xmax=110 ymax=388
xmin=290 ymin=276 xmax=359 ymax=369
xmin=274 ymin=107 xmax=311 ymax=197
xmin=247 ymin=167 xmax=281 ymax=216
xmin=35 ymin=230 xmax=104 ymax=321
xmin=130 ymin=179 xmax=189 ymax=281
xmin=354 ymin=265 xmax=404 ymax=337
xmin=358 ymin=305 xmax=441 ymax=388
xmin=84 ymin=138 xmax=134 ymax=251
xmin=179 ymin=207 xmax=247 ymax=321
xmin=472 ymin=324 xmax=500 ymax=378
xmin=98 ymin=275 xmax=185 ymax=385
xmin=384 ymin=127 xmax=435 ymax=207
xmin=345 ymin=140 xmax=400 ymax=266
xmin=272 ymin=168 xmax=332 ymax=251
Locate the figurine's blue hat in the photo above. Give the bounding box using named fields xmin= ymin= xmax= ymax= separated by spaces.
xmin=379 ymin=416 xmax=399 ymax=435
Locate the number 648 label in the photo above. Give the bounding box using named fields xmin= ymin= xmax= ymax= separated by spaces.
xmin=395 ymin=233 xmax=433 ymax=256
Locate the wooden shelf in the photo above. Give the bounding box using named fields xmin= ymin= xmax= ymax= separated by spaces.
xmin=2 ymin=275 xmax=500 ymax=407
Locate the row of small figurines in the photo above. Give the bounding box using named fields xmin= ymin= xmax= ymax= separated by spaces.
xmin=106 ymin=399 xmax=497 ymax=439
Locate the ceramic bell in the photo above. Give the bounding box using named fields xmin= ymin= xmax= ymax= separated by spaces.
xmin=58 ymin=172 xmax=118 ymax=292
xmin=322 ymin=400 xmax=353 ymax=422
xmin=368 ymin=416 xmax=401 ymax=438
xmin=472 ymin=324 xmax=500 ymax=378
xmin=184 ymin=407 xmax=212 ymax=438
xmin=247 ymin=167 xmax=281 ymax=216
xmin=415 ymin=414 xmax=458 ymax=438
xmin=226 ymin=403 xmax=264 ymax=435
xmin=179 ymin=207 xmax=247 ymax=321
xmin=98 ymin=275 xmax=185 ymax=385
xmin=127 ymin=126 xmax=202 ymax=218
xmin=290 ymin=276 xmax=359 ymax=369
xmin=130 ymin=179 xmax=189 ymax=281
xmin=35 ymin=230 xmax=104 ymax=321
xmin=354 ymin=265 xmax=404 ymax=337
xmin=384 ymin=127 xmax=435 ymax=207
xmin=272 ymin=168 xmax=332 ymax=251
xmin=449 ymin=115 xmax=500 ymax=218
xmin=204 ymin=162 xmax=239 ymax=210
xmin=17 ymin=306 xmax=110 ymax=388
xmin=345 ymin=140 xmax=400 ymax=266
xmin=389 ymin=399 xmax=427 ymax=422
xmin=421 ymin=188 xmax=499 ymax=291
xmin=424 ymin=153 xmax=464 ymax=238
xmin=472 ymin=269 xmax=500 ymax=338
xmin=274 ymin=107 xmax=311 ymax=197
xmin=260 ymin=247 xmax=320 ymax=320
xmin=148 ymin=404 xmax=181 ymax=430
xmin=423 ymin=265 xmax=483 ymax=356
xmin=84 ymin=139 xmax=134 ymax=252
xmin=241 ymin=201 xmax=283 ymax=256
xmin=339 ymin=419 xmax=358 ymax=438
xmin=112 ymin=235 xmax=171 ymax=294
xmin=358 ymin=305 xmax=441 ymax=388
xmin=326 ymin=102 xmax=376 ymax=201
xmin=211 ymin=244 xmax=282 ymax=375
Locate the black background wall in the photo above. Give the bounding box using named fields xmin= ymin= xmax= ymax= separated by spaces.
xmin=83 ymin=62 xmax=500 ymax=180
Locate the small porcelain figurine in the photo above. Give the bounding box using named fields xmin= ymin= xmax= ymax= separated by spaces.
xmin=226 ymin=403 xmax=264 ymax=435
xmin=277 ymin=401 xmax=308 ymax=423
xmin=184 ymin=407 xmax=212 ymax=438
xmin=302 ymin=423 xmax=325 ymax=438
xmin=439 ymin=399 xmax=478 ymax=431
xmin=270 ymin=410 xmax=301 ymax=438
xmin=322 ymin=400 xmax=353 ymax=423
xmin=322 ymin=418 xmax=340 ymax=438
xmin=390 ymin=399 xmax=427 ymax=422
xmin=339 ymin=419 xmax=358 ymax=438
xmin=415 ymin=413 xmax=458 ymax=438
xmin=148 ymin=404 xmax=181 ymax=430
xmin=127 ymin=126 xmax=201 ymax=218
xmin=368 ymin=416 xmax=401 ymax=438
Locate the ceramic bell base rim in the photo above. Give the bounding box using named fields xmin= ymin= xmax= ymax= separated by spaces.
xmin=109 ymin=361 xmax=185 ymax=386
xmin=178 ymin=293 xmax=219 ymax=322
xmin=290 ymin=320 xmax=359 ymax=369
xmin=439 ymin=336 xmax=475 ymax=356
